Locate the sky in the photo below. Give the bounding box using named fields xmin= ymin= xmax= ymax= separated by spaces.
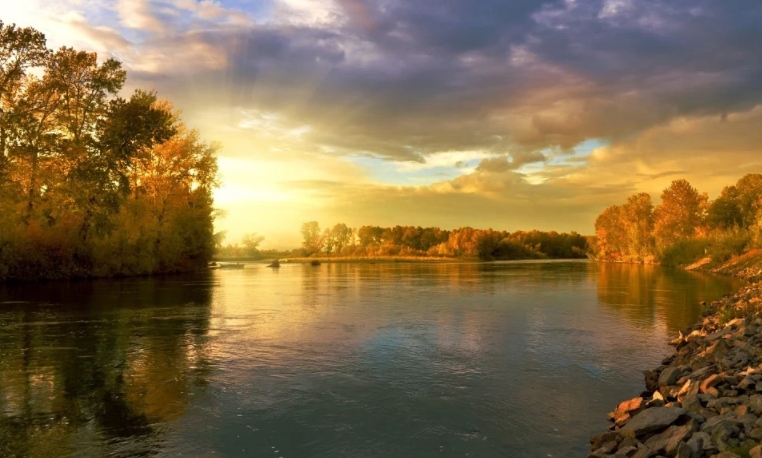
xmin=4 ymin=0 xmax=762 ymax=248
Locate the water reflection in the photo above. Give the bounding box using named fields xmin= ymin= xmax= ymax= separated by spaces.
xmin=0 ymin=276 xmax=213 ymax=457
xmin=0 ymin=262 xmax=744 ymax=457
xmin=595 ymin=263 xmax=743 ymax=334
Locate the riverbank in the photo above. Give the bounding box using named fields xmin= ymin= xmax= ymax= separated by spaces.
xmin=590 ymin=256 xmax=762 ymax=457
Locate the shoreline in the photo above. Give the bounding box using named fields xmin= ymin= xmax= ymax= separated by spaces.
xmin=590 ymin=253 xmax=762 ymax=458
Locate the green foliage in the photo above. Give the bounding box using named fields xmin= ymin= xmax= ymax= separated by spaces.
xmin=659 ymin=239 xmax=711 ymax=267
xmin=707 ymin=229 xmax=752 ymax=263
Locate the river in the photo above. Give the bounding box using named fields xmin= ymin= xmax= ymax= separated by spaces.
xmin=0 ymin=260 xmax=743 ymax=457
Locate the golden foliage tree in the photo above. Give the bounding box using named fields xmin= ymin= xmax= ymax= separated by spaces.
xmin=0 ymin=22 xmax=219 ymax=279
xmin=653 ymin=179 xmax=707 ymax=250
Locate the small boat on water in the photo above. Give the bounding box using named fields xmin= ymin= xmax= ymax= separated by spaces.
xmin=266 ymin=259 xmax=281 ymax=268
xmin=310 ymin=260 xmax=321 ymax=266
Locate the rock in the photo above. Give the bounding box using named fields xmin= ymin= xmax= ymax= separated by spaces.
xmin=749 ymin=427 xmax=762 ymax=440
xmin=675 ymin=441 xmax=692 ymax=458
xmin=591 ymin=431 xmax=620 ymax=450
xmin=613 ymin=445 xmax=638 ymax=457
xmin=644 ymin=421 xmax=696 ymax=455
xmin=690 ymin=365 xmax=717 ymax=380
xmin=660 ymin=367 xmax=683 ymax=388
xmin=714 ymin=452 xmax=741 ymax=458
xmin=750 ymin=444 xmax=762 ymax=458
xmin=682 ymin=394 xmax=703 ymax=414
xmin=736 ymin=414 xmax=757 ymax=432
xmin=736 ymin=404 xmax=750 ymax=417
xmin=687 ymin=431 xmax=707 ymax=454
xmin=706 ymin=326 xmax=734 ymax=341
xmin=645 ymin=370 xmax=660 ymax=392
xmin=708 ymin=419 xmax=740 ymax=451
xmin=701 ymin=374 xmax=723 ymax=394
xmin=610 ymin=397 xmax=646 ymax=419
xmin=622 ymin=407 xmax=687 ymax=437
xmin=630 ymin=444 xmax=651 ymax=458
xmin=616 ymin=436 xmax=635 ymax=449
xmin=751 ymin=395 xmax=762 ymax=415
xmin=679 ymin=379 xmax=701 ymax=402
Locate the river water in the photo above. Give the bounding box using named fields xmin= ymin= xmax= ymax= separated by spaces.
xmin=0 ymin=261 xmax=744 ymax=457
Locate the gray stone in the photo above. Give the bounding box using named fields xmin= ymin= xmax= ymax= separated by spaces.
xmin=682 ymin=394 xmax=702 ymax=413
xmin=613 ymin=445 xmax=638 ymax=457
xmin=622 ymin=407 xmax=687 ymax=437
xmin=675 ymin=441 xmax=692 ymax=458
xmin=660 ymin=367 xmax=683 ymax=388
xmin=686 ymin=432 xmax=705 ymax=454
xmin=714 ymin=451 xmax=741 ymax=458
xmin=751 ymin=395 xmax=762 ymax=415
xmin=644 ymin=421 xmax=695 ymax=455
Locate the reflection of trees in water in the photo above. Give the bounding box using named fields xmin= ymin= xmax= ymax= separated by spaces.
xmin=311 ymin=261 xmax=592 ymax=295
xmin=0 ymin=274 xmax=213 ymax=457
xmin=595 ymin=263 xmax=742 ymax=333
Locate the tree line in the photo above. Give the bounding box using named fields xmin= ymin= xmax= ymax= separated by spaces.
xmin=593 ymin=174 xmax=762 ymax=265
xmin=297 ymin=221 xmax=588 ymax=260
xmin=0 ymin=22 xmax=219 ymax=279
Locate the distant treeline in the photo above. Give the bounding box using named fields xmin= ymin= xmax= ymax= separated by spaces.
xmin=593 ymin=174 xmax=762 ymax=265
xmin=291 ymin=222 xmax=588 ymax=260
xmin=0 ymin=22 xmax=218 ymax=279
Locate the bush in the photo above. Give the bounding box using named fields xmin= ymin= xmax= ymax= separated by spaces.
xmin=707 ymin=229 xmax=751 ymax=263
xmin=659 ymin=239 xmax=711 ymax=267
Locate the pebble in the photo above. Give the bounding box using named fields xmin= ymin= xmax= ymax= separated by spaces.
xmin=590 ymin=281 xmax=762 ymax=458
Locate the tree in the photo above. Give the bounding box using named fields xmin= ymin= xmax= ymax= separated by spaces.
xmin=0 ymin=21 xmax=48 ymax=174
xmin=300 ymin=221 xmax=322 ymax=255
xmin=621 ymin=192 xmax=654 ymax=258
xmin=357 ymin=226 xmax=383 ymax=246
xmin=707 ymin=186 xmax=742 ymax=230
xmin=595 ymin=205 xmax=626 ymax=259
xmin=329 ymin=223 xmax=352 ymax=254
xmin=241 ymin=233 xmax=264 ymax=256
xmin=735 ymin=174 xmax=762 ymax=228
xmin=653 ymin=179 xmax=707 ymax=250
xmin=0 ymin=22 xmax=220 ymax=279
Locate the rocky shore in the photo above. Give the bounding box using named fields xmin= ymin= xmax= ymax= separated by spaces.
xmin=590 ymin=281 xmax=762 ymax=458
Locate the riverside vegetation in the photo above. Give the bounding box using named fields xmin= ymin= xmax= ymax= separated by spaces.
xmin=0 ymin=22 xmax=219 ymax=280
xmin=217 ymin=223 xmax=589 ymax=261
xmin=589 ymin=244 xmax=762 ymax=457
xmin=593 ymin=174 xmax=762 ymax=267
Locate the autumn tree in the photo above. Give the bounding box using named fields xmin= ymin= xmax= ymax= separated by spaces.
xmin=329 ymin=223 xmax=353 ymax=253
xmin=707 ymin=185 xmax=743 ymax=230
xmin=734 ymin=174 xmax=762 ymax=228
xmin=653 ymin=180 xmax=707 ymax=250
xmin=0 ymin=21 xmax=48 ymax=177
xmin=241 ymin=233 xmax=265 ymax=256
xmin=621 ymin=193 xmax=654 ymax=258
xmin=300 ymin=221 xmax=322 ymax=255
xmin=594 ymin=205 xmax=626 ymax=259
xmin=357 ymin=226 xmax=383 ymax=247
xmin=0 ymin=22 xmax=219 ymax=279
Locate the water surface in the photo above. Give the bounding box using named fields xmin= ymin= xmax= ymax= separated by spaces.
xmin=0 ymin=261 xmax=743 ymax=457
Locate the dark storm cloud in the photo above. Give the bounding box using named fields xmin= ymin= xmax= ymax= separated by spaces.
xmin=131 ymin=0 xmax=762 ymax=162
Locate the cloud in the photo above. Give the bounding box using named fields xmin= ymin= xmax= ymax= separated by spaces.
xmin=6 ymin=0 xmax=762 ymax=245
xmin=118 ymin=0 xmax=164 ymax=32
